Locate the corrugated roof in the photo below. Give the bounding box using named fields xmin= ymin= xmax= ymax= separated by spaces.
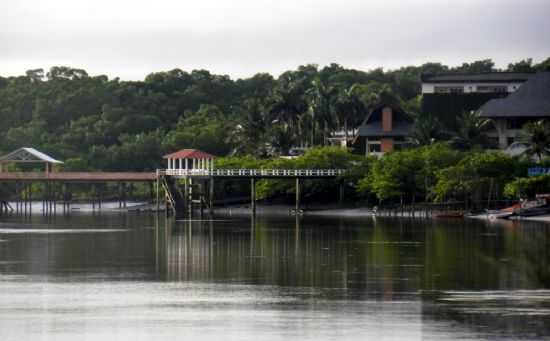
xmin=480 ymin=72 xmax=550 ymax=118
xmin=0 ymin=147 xmax=63 ymax=164
xmin=163 ymin=149 xmax=216 ymax=159
xmin=422 ymin=72 xmax=532 ymax=83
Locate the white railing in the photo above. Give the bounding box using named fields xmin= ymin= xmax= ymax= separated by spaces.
xmin=160 ymin=169 xmax=346 ymax=177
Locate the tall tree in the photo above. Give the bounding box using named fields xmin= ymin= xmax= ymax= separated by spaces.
xmin=520 ymin=120 xmax=550 ymax=162
xmin=454 ymin=110 xmax=492 ymax=148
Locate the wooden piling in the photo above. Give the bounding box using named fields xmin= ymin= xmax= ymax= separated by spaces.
xmin=209 ymin=177 xmax=214 ymax=216
xmin=295 ymin=178 xmax=300 ymax=213
xmin=251 ymin=178 xmax=256 ymax=216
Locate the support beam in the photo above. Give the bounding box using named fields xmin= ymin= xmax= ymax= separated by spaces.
xmin=295 ymin=178 xmax=300 ymax=212
xmin=188 ymin=178 xmax=193 ymax=218
xmin=209 ymin=177 xmax=214 ymax=216
xmin=184 ymin=177 xmax=189 ymax=218
xmin=251 ymin=178 xmax=256 ymax=216
xmin=156 ymin=175 xmax=160 ymax=213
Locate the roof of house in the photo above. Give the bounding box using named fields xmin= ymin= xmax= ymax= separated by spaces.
xmin=421 ymin=72 xmax=533 ymax=84
xmin=0 ymin=147 xmax=63 ymax=164
xmin=163 ymin=149 xmax=216 ymax=159
xmin=356 ymin=104 xmax=414 ymax=138
xmin=480 ymin=72 xmax=550 ymax=118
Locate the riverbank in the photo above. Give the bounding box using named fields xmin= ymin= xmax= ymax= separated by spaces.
xmin=215 ymin=204 xmax=550 ymax=223
xmin=3 ymin=200 xmax=550 ymax=223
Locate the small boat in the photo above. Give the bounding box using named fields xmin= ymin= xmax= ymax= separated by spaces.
xmin=514 ymin=205 xmax=550 ymax=217
xmin=484 ymin=203 xmax=520 ymax=220
xmin=434 ymin=211 xmax=464 ymax=219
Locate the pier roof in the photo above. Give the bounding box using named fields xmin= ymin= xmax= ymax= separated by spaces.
xmin=0 ymin=147 xmax=63 ymax=164
xmin=163 ymin=149 xmax=216 ymax=160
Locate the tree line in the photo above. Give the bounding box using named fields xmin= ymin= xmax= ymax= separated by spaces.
xmin=1 ymin=58 xmax=550 ymax=173
xmin=217 ymin=144 xmax=550 ymax=207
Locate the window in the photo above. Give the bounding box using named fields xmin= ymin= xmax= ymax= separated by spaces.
xmin=507 ymin=119 xmax=524 ymax=130
xmin=368 ymin=144 xmax=381 ymax=153
xmin=476 ymin=86 xmax=508 ymax=93
xmin=368 ymin=143 xmax=381 ymax=153
xmin=435 ymin=86 xmax=464 ymax=94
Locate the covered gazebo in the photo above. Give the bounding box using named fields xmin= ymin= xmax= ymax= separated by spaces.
xmin=0 ymin=147 xmax=63 ymax=174
xmin=163 ymin=149 xmax=215 ymax=174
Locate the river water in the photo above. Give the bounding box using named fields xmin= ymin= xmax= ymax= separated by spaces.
xmin=0 ymin=212 xmax=549 ymax=340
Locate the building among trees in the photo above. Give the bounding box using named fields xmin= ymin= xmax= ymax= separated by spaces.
xmin=480 ymin=72 xmax=550 ymax=149
xmin=352 ymin=104 xmax=413 ymax=156
xmin=421 ymin=72 xmax=532 ymax=130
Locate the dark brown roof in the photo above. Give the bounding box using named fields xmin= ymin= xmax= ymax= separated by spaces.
xmin=421 ymin=72 xmax=532 ymax=83
xmin=480 ymin=72 xmax=550 ymax=118
xmin=163 ymin=149 xmax=216 ymax=159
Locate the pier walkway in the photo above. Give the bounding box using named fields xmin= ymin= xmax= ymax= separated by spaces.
xmin=0 ymin=172 xmax=156 ymax=182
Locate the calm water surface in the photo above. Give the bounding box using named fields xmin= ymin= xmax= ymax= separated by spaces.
xmin=1 ymin=212 xmax=550 ymax=340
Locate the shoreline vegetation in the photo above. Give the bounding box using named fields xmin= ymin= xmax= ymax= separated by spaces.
xmin=1 ymin=144 xmax=550 ymax=218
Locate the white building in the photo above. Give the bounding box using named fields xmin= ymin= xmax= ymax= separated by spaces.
xmin=421 ymin=72 xmax=532 ymax=94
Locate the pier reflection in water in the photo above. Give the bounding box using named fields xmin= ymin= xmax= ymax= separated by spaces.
xmin=0 ymin=213 xmax=550 ymax=340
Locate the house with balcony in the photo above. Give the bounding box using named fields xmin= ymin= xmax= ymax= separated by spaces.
xmin=352 ymin=104 xmax=413 ymax=156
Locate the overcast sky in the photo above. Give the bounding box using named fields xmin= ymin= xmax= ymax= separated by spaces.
xmin=1 ymin=0 xmax=549 ymax=80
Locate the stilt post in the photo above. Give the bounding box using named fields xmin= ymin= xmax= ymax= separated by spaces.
xmin=251 ymin=178 xmax=256 ymax=216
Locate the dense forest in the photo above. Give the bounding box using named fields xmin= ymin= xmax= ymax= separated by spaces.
xmin=1 ymin=57 xmax=549 ymax=173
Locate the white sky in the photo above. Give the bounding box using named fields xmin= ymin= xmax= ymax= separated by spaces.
xmin=1 ymin=0 xmax=549 ymax=80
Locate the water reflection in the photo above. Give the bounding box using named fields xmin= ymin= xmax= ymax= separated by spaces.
xmin=154 ymin=215 xmax=550 ymax=292
xmin=1 ymin=213 xmax=550 ymax=339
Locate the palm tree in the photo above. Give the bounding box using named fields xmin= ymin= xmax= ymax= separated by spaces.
xmin=229 ymin=99 xmax=269 ymax=156
xmin=408 ymin=112 xmax=443 ymax=146
xmin=269 ymin=80 xmax=308 ymax=146
xmin=307 ymin=77 xmax=338 ymax=145
xmin=334 ymin=84 xmax=367 ymax=143
xmin=455 ymin=110 xmax=492 ymax=148
xmin=520 ymin=120 xmax=550 ymax=162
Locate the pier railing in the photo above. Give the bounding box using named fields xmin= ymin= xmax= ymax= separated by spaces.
xmin=161 ymin=169 xmax=346 ymax=178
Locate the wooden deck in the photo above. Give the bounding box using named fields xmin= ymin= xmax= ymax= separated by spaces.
xmin=0 ymin=172 xmax=157 ymax=182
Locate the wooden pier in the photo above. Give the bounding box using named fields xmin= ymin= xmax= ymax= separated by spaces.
xmin=0 ymin=148 xmax=346 ymax=217
xmin=157 ymin=168 xmax=345 ymax=219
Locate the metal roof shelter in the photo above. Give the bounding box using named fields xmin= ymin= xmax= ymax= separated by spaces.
xmin=0 ymin=147 xmax=63 ymax=173
xmin=163 ymin=149 xmax=215 ymax=173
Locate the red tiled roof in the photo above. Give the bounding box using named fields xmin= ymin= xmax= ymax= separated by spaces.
xmin=163 ymin=149 xmax=216 ymax=159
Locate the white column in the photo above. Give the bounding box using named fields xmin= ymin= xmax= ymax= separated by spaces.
xmin=185 ymin=159 xmax=188 ymax=170
xmin=192 ymin=159 xmax=196 ymax=169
